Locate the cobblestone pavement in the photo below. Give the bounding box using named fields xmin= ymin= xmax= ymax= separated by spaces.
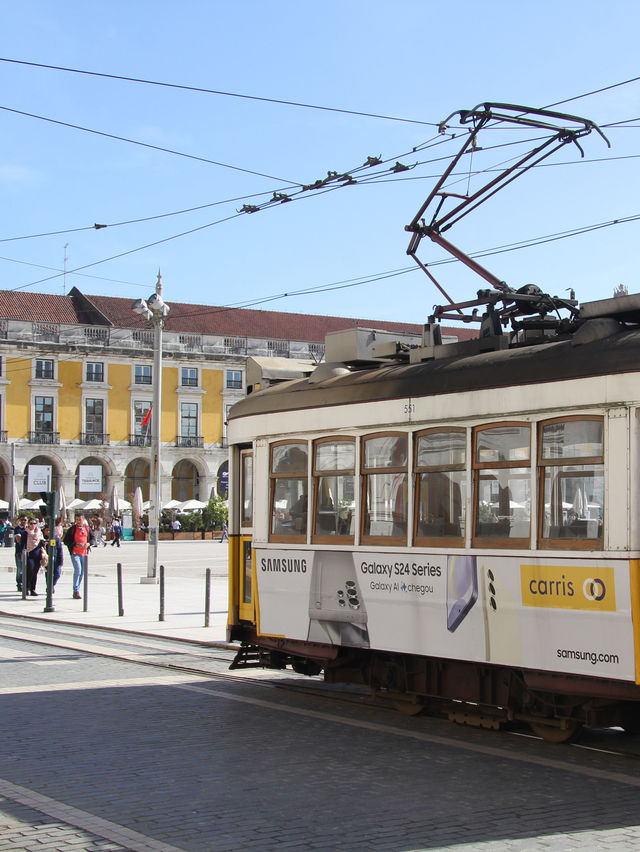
xmin=2 ymin=630 xmax=640 ymax=851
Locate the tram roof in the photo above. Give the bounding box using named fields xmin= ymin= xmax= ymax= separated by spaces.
xmin=229 ymin=323 xmax=640 ymax=420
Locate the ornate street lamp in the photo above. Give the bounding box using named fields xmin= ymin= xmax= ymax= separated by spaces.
xmin=132 ymin=271 xmax=169 ymax=582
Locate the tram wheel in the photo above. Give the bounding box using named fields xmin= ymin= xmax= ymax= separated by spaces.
xmin=291 ymin=659 xmax=323 ymax=676
xmin=529 ymin=719 xmax=581 ymax=743
xmin=393 ymin=699 xmax=424 ymax=716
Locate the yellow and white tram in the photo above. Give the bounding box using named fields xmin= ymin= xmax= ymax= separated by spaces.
xmin=227 ymin=294 xmax=640 ymax=741
xmin=227 ymin=103 xmax=639 ymax=741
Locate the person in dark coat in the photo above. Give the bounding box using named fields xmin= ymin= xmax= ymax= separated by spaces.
xmin=42 ymin=523 xmax=64 ymax=592
xmin=14 ymin=514 xmax=28 ymax=592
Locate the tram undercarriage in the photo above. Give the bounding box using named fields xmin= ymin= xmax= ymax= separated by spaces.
xmin=230 ymin=627 xmax=640 ymax=743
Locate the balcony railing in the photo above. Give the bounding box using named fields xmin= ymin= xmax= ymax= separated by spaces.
xmin=129 ymin=433 xmax=151 ymax=447
xmin=176 ymin=435 xmax=204 ymax=449
xmin=29 ymin=431 xmax=60 ymax=445
xmin=80 ymin=432 xmax=110 ymax=445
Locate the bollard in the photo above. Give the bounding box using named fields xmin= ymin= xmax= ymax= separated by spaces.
xmin=159 ymin=564 xmax=165 ymax=621
xmin=117 ymin=563 xmax=124 ymax=616
xmin=83 ymin=553 xmax=88 ymax=613
xmin=204 ymin=568 xmax=211 ymax=627
xmin=21 ymin=550 xmax=27 ymax=601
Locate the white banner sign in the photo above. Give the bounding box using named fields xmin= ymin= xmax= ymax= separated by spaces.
xmin=27 ymin=465 xmax=51 ymax=491
xmin=78 ymin=465 xmax=102 ymax=492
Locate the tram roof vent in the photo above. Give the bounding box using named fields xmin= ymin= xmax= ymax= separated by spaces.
xmin=246 ymin=356 xmax=316 ymax=394
xmin=579 ymin=292 xmax=640 ymax=324
xmin=325 ymin=327 xmax=420 ymax=364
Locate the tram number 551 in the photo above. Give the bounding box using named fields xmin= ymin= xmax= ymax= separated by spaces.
xmin=403 ymin=402 xmax=415 ymax=416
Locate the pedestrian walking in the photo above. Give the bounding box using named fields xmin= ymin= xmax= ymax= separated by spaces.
xmin=91 ymin=517 xmax=107 ymax=547
xmin=110 ymin=516 xmax=122 ymax=547
xmin=14 ymin=514 xmax=28 ymax=592
xmin=24 ymin=518 xmax=45 ymax=596
xmin=220 ymin=520 xmax=228 ymax=542
xmin=63 ymin=511 xmax=95 ymax=599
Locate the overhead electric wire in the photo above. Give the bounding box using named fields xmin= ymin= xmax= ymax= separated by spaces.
xmin=0 ymin=104 xmax=301 ymax=185
xmin=544 ymin=76 xmax=640 ymax=110
xmin=10 ymin=211 xmax=245 ymax=292
xmin=0 ymin=56 xmax=440 ymax=127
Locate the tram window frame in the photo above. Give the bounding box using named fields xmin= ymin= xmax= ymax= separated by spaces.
xmin=538 ymin=415 xmax=604 ymax=550
xmin=414 ymin=427 xmax=466 ymax=547
xmin=268 ymin=440 xmax=309 ymax=543
xmin=240 ymin=450 xmax=253 ymax=529
xmin=472 ymin=422 xmax=531 ymax=548
xmin=361 ymin=431 xmax=409 ymax=546
xmin=312 ymin=437 xmax=356 ymax=544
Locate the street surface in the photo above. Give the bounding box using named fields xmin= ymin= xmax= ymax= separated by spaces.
xmin=2 ymin=541 xmax=640 ymax=850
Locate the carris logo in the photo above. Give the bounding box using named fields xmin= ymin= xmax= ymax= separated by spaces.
xmin=583 ymin=577 xmax=606 ymax=602
xmin=520 ymin=564 xmax=616 ymax=612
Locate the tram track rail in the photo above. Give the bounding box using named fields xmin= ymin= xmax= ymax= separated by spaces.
xmin=2 ymin=612 xmax=640 ymax=760
xmin=0 ymin=613 xmax=375 ymax=707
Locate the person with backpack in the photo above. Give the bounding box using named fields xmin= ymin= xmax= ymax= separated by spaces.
xmin=63 ymin=511 xmax=95 ymax=599
xmin=110 ymin=516 xmax=123 ymax=547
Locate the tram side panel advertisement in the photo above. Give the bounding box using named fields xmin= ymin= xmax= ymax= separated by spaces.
xmin=256 ymin=549 xmax=636 ymax=682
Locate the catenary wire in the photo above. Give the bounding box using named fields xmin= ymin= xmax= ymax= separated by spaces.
xmin=0 ymin=57 xmax=440 ymax=127
xmin=0 ymin=104 xmax=301 ymax=185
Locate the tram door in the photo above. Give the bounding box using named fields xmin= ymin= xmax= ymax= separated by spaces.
xmin=236 ymin=449 xmax=255 ymax=622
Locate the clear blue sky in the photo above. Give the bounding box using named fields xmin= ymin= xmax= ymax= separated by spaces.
xmin=1 ymin=1 xmax=639 ymax=325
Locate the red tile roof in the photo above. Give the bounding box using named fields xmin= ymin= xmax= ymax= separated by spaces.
xmin=0 ymin=290 xmax=79 ymax=323
xmin=0 ymin=288 xmax=478 ymax=343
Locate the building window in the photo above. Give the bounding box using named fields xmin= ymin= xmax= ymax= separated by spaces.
xmin=473 ymin=423 xmax=531 ymax=546
xmin=361 ymin=433 xmax=408 ymax=544
xmin=134 ymin=401 xmax=152 ymax=435
xmin=415 ymin=428 xmax=466 ymax=545
xmin=226 ymin=370 xmax=243 ymax=390
xmin=85 ymin=398 xmax=104 ymax=435
xmin=86 ymin=362 xmax=104 ymax=383
xmin=312 ymin=438 xmax=355 ymax=542
xmin=35 ymin=359 xmax=54 ymax=380
xmin=134 ymin=365 xmax=152 ymax=385
xmin=34 ymin=396 xmax=54 ymax=434
xmin=181 ymin=367 xmax=198 ymax=387
xmin=269 ymin=442 xmax=308 ymax=542
xmin=539 ymin=417 xmax=603 ymax=547
xmin=180 ymin=402 xmax=198 ymax=437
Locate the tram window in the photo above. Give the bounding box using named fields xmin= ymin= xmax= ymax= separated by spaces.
xmin=415 ymin=429 xmax=466 ymax=545
xmin=361 ymin=433 xmax=408 ymax=545
xmin=269 ymin=442 xmax=308 ymax=541
xmin=312 ymin=438 xmax=355 ymax=542
xmin=539 ymin=418 xmax=603 ymax=547
xmin=241 ymin=452 xmax=253 ymax=527
xmin=473 ymin=424 xmax=531 ymax=546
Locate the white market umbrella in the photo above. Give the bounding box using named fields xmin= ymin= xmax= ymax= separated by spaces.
xmin=58 ymin=486 xmax=67 ymax=519
xmin=142 ymin=501 xmax=151 ymax=511
xmin=0 ymin=499 xmax=8 ymax=510
xmin=162 ymin=498 xmax=183 ymax=510
xmin=18 ymin=497 xmax=34 ymax=509
xmin=67 ymin=498 xmax=86 ymax=510
xmin=83 ymin=498 xmax=105 ymax=511
xmin=133 ymin=487 xmax=144 ymax=518
xmin=180 ymin=499 xmax=207 ymax=511
xmin=110 ymin=486 xmax=121 ymax=516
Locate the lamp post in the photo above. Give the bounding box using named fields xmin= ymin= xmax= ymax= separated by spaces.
xmin=132 ymin=271 xmax=170 ymax=582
